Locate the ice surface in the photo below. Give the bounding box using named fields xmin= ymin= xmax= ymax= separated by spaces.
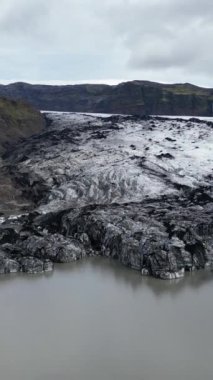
xmin=11 ymin=112 xmax=213 ymax=213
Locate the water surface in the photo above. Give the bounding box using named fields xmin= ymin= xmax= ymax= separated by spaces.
xmin=0 ymin=258 xmax=212 ymax=380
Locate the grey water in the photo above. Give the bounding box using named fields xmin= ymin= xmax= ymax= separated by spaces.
xmin=0 ymin=258 xmax=213 ymax=380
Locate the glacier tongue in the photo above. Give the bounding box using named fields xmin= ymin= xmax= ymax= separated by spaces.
xmin=0 ymin=112 xmax=213 ymax=279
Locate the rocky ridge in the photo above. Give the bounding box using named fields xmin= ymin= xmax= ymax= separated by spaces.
xmin=0 ymin=112 xmax=212 ymax=279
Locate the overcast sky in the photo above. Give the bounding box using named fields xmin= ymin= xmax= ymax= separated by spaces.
xmin=0 ymin=0 xmax=213 ymax=86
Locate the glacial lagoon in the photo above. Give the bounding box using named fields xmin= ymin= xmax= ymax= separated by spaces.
xmin=0 ymin=258 xmax=212 ymax=380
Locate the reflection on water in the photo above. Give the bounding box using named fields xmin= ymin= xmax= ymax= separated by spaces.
xmin=80 ymin=258 xmax=213 ymax=296
xmin=0 ymin=257 xmax=212 ymax=380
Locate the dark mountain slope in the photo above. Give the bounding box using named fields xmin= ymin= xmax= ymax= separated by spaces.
xmin=0 ymin=80 xmax=213 ymax=115
xmin=0 ymin=97 xmax=45 ymax=154
xmin=0 ymin=97 xmax=45 ymax=214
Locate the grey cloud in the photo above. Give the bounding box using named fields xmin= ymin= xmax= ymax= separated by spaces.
xmin=0 ymin=0 xmax=213 ymax=86
xmin=101 ymin=0 xmax=213 ymax=78
xmin=0 ymin=0 xmax=50 ymax=34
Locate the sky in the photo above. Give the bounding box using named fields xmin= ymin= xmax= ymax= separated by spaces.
xmin=0 ymin=0 xmax=213 ymax=87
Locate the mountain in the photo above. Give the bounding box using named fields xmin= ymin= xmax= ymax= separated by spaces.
xmin=0 ymin=80 xmax=213 ymax=115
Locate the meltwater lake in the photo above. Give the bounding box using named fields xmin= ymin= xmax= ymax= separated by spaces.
xmin=0 ymin=258 xmax=212 ymax=380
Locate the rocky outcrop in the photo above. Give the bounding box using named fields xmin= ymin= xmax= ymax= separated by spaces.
xmin=0 ymin=112 xmax=212 ymax=278
xmin=1 ymin=80 xmax=213 ymax=116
